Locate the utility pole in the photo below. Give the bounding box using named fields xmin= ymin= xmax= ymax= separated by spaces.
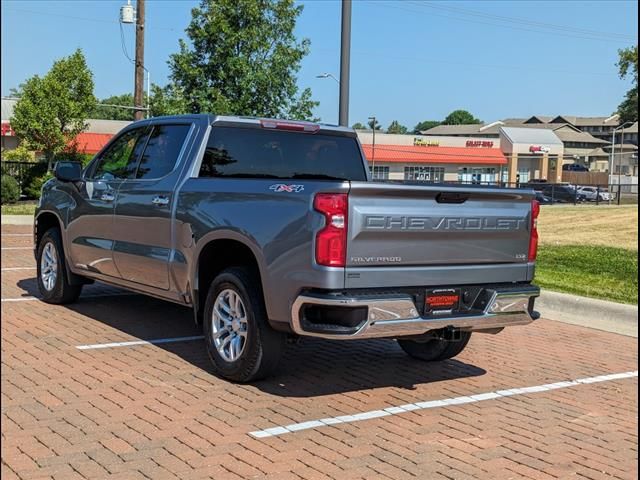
xmin=134 ymin=0 xmax=145 ymax=121
xmin=339 ymin=0 xmax=351 ymax=127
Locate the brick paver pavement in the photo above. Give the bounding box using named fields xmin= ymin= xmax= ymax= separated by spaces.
xmin=1 ymin=225 xmax=637 ymax=479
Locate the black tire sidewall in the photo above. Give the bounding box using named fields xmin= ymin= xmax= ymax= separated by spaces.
xmin=203 ymin=268 xmax=272 ymax=382
xmin=398 ymin=331 xmax=472 ymax=362
xmin=36 ymin=229 xmax=66 ymax=303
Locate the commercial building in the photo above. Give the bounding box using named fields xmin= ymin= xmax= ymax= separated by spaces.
xmin=421 ymin=115 xmax=634 ymax=172
xmin=356 ymin=127 xmax=564 ymax=184
xmin=356 ymin=131 xmax=507 ymax=183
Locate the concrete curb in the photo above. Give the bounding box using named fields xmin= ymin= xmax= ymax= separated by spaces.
xmin=537 ymin=290 xmax=638 ymax=337
xmin=1 ymin=215 xmax=33 ymax=225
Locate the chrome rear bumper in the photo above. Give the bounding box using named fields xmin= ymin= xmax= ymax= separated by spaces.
xmin=291 ymin=286 xmax=540 ymax=340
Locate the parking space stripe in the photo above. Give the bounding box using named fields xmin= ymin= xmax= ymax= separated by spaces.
xmin=1 ymin=234 xmax=32 ymax=237
xmin=248 ymin=370 xmax=638 ymax=438
xmin=2 ymin=267 xmax=36 ymax=271
xmin=1 ymin=247 xmax=32 ymax=250
xmin=76 ymin=335 xmax=204 ymax=350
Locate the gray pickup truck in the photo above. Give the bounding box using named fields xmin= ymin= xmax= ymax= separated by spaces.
xmin=35 ymin=115 xmax=540 ymax=381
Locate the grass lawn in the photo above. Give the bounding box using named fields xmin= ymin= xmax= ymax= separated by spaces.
xmin=535 ymin=245 xmax=638 ymax=305
xmin=538 ymin=204 xmax=638 ymax=251
xmin=1 ymin=202 xmax=37 ymax=216
xmin=536 ymin=205 xmax=637 ymax=304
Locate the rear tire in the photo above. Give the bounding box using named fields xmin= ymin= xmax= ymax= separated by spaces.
xmin=36 ymin=228 xmax=82 ymax=304
xmin=203 ymin=267 xmax=285 ymax=382
xmin=397 ymin=331 xmax=472 ymax=362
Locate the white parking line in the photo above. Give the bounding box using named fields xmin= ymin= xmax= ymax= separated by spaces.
xmin=1 ymin=234 xmax=32 ymax=237
xmin=1 ymin=292 xmax=137 ymax=303
xmin=1 ymin=296 xmax=38 ymax=303
xmin=1 ymin=247 xmax=32 ymax=250
xmin=249 ymin=370 xmax=639 ymax=438
xmin=1 ymin=267 xmax=35 ymax=271
xmin=76 ymin=335 xmax=204 ymax=350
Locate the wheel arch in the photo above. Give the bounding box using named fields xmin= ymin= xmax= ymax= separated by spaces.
xmin=35 ymin=210 xmax=86 ymax=286
xmin=191 ymin=231 xmax=269 ymax=325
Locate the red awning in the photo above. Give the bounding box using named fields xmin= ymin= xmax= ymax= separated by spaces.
xmin=361 ymin=144 xmax=507 ymax=165
xmin=70 ymin=133 xmax=113 ymax=154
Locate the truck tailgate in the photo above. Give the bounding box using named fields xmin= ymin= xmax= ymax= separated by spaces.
xmin=346 ymin=182 xmax=534 ymax=272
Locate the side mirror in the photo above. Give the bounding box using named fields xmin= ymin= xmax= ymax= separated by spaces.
xmin=53 ymin=161 xmax=83 ymax=182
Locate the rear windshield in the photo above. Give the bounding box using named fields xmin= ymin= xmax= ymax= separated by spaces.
xmin=199 ymin=126 xmax=366 ymax=181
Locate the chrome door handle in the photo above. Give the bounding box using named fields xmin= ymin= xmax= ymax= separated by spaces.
xmin=152 ymin=196 xmax=170 ymax=206
xmin=100 ymin=192 xmax=115 ymax=202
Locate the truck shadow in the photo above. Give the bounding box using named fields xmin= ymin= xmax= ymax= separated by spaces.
xmin=16 ymin=278 xmax=487 ymax=397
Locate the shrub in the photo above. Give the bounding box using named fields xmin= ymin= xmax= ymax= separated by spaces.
xmin=1 ymin=175 xmax=20 ymax=204
xmin=25 ymin=171 xmax=53 ymax=199
xmin=20 ymin=162 xmax=48 ymax=199
xmin=1 ymin=145 xmax=36 ymax=162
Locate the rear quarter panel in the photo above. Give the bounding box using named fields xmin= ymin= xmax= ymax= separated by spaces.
xmin=174 ymin=179 xmax=348 ymax=325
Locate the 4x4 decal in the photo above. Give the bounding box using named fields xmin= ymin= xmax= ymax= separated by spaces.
xmin=269 ymin=184 xmax=305 ymax=193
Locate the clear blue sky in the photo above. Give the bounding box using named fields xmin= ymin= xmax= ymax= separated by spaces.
xmin=1 ymin=0 xmax=637 ymax=129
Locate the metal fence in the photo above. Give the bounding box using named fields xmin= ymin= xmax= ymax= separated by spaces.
xmin=375 ymin=179 xmax=639 ymax=206
xmin=1 ymin=161 xmax=45 ymax=192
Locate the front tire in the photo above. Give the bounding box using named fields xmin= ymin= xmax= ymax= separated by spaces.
xmin=203 ymin=267 xmax=285 ymax=382
xmin=397 ymin=331 xmax=472 ymax=362
xmin=36 ymin=228 xmax=82 ymax=304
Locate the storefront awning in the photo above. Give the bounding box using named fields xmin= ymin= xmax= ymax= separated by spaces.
xmin=361 ymin=144 xmax=507 ymax=165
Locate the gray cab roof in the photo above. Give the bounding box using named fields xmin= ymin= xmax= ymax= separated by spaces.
xmin=121 ymin=114 xmax=356 ymax=136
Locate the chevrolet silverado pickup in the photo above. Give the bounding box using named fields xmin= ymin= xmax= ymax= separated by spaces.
xmin=35 ymin=115 xmax=540 ymax=382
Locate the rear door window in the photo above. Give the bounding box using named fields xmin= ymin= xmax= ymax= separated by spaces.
xmin=135 ymin=124 xmax=190 ymax=179
xmin=199 ymin=126 xmax=366 ymax=181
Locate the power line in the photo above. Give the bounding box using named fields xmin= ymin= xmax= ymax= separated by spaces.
xmin=371 ymin=1 xmax=637 ymax=43
xmin=407 ymin=1 xmax=637 ymax=41
xmin=3 ymin=8 xmax=176 ymax=31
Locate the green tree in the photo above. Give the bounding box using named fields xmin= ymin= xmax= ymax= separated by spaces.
xmin=368 ymin=118 xmax=382 ymax=130
xmin=442 ymin=110 xmax=481 ymax=125
xmin=165 ymin=0 xmax=318 ymax=120
xmin=11 ymin=49 xmax=96 ymax=170
xmin=351 ymin=122 xmax=366 ymax=130
xmin=386 ymin=120 xmax=408 ymax=134
xmin=616 ymin=45 xmax=638 ymax=123
xmin=413 ymin=120 xmax=441 ymax=134
xmin=92 ymin=93 xmax=135 ymax=121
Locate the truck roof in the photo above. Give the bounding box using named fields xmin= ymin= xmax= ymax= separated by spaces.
xmin=126 ymin=114 xmax=356 ymax=136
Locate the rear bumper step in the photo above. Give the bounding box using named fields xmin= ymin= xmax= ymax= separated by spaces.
xmin=291 ymin=286 xmax=540 ymax=340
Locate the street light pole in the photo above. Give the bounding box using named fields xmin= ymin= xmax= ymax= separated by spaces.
xmin=316 ymin=73 xmax=339 ymax=84
xmin=609 ymin=121 xmax=633 ymax=204
xmin=368 ymin=116 xmax=376 ymax=177
xmin=339 ymin=0 xmax=351 ymax=127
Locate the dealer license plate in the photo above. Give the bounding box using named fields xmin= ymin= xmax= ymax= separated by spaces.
xmin=425 ymin=288 xmax=460 ymax=315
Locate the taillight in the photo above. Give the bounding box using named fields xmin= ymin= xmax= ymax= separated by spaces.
xmin=528 ymin=199 xmax=540 ymax=261
xmin=260 ymin=119 xmax=320 ymax=133
xmin=314 ymin=193 xmax=348 ymax=267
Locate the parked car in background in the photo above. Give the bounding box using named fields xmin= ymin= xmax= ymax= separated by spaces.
xmin=525 ymin=182 xmax=586 ymax=203
xmin=562 ymin=164 xmax=589 ymax=172
xmin=534 ymin=190 xmax=553 ymax=204
xmin=578 ymin=186 xmax=612 ymax=201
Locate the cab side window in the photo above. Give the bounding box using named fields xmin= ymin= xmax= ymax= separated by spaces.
xmin=90 ymin=128 xmax=147 ymax=180
xmin=135 ymin=124 xmax=190 ymax=179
